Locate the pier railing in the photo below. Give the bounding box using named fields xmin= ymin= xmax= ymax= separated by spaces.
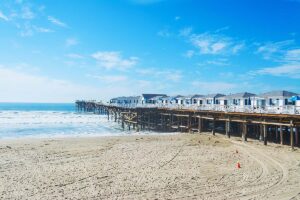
xmin=108 ymin=103 xmax=300 ymax=115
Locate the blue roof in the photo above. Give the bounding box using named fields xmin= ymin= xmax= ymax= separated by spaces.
xmin=289 ymin=96 xmax=300 ymax=101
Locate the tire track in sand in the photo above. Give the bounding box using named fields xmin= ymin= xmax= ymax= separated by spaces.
xmin=230 ymin=141 xmax=289 ymax=200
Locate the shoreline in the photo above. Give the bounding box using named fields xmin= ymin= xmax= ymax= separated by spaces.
xmin=0 ymin=131 xmax=179 ymax=142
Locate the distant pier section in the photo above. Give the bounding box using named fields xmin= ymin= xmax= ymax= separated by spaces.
xmin=76 ymin=90 xmax=300 ymax=149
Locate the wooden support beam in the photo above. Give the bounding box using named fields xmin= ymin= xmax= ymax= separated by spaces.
xmin=197 ymin=116 xmax=214 ymax=120
xmin=225 ymin=120 xmax=230 ymax=138
xmin=188 ymin=114 xmax=192 ymax=133
xmin=212 ymin=118 xmax=215 ymax=136
xmin=259 ymin=124 xmax=263 ymax=142
xmin=242 ymin=122 xmax=247 ymax=142
xmin=290 ymin=121 xmax=294 ymax=150
xmin=280 ymin=125 xmax=284 ymax=145
xmin=275 ymin=126 xmax=279 ymax=143
xmin=263 ymin=124 xmax=267 ymax=145
xmin=173 ymin=114 xmax=189 ymax=117
xmin=198 ymin=117 xmax=202 ymax=133
xmin=295 ymin=127 xmax=299 ymax=146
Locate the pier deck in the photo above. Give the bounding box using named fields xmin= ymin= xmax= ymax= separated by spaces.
xmin=75 ymin=101 xmax=300 ymax=149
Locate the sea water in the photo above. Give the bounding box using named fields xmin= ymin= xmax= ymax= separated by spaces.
xmin=0 ymin=103 xmax=144 ymax=139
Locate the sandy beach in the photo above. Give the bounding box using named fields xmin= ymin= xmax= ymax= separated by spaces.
xmin=0 ymin=133 xmax=299 ymax=200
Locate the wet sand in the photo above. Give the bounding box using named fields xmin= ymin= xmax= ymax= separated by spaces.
xmin=0 ymin=133 xmax=300 ymax=200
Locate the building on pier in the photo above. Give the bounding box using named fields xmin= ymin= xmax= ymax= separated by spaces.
xmin=219 ymin=92 xmax=256 ymax=107
xmin=141 ymin=94 xmax=167 ymax=104
xmin=108 ymin=90 xmax=300 ymax=115
xmin=191 ymin=94 xmax=205 ymax=105
xmin=257 ymin=90 xmax=298 ymax=107
xmin=203 ymin=93 xmax=225 ymax=105
xmin=110 ymin=96 xmax=141 ymax=107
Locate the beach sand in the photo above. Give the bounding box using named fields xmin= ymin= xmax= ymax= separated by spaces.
xmin=0 ymin=133 xmax=300 ymax=200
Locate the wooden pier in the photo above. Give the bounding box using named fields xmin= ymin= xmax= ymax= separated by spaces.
xmin=75 ymin=101 xmax=300 ymax=149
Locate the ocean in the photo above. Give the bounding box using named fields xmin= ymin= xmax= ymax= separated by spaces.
xmin=0 ymin=103 xmax=138 ymax=139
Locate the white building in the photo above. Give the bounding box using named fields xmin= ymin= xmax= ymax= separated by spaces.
xmin=140 ymin=94 xmax=167 ymax=104
xmin=220 ymin=92 xmax=256 ymax=107
xmin=203 ymin=94 xmax=225 ymax=105
xmin=110 ymin=96 xmax=141 ymax=107
xmin=257 ymin=90 xmax=298 ymax=107
xmin=191 ymin=94 xmax=205 ymax=105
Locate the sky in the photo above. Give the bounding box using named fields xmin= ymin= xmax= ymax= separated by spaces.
xmin=0 ymin=0 xmax=300 ymax=102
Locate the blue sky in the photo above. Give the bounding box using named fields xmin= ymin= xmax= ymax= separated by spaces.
xmin=0 ymin=0 xmax=300 ymax=102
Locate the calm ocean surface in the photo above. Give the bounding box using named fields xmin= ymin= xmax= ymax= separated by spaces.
xmin=0 ymin=103 xmax=141 ymax=139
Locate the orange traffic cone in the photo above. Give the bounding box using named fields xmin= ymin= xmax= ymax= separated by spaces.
xmin=237 ymin=161 xmax=241 ymax=169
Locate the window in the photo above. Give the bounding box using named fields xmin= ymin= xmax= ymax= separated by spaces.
xmin=269 ymin=98 xmax=273 ymax=105
xmin=244 ymin=99 xmax=248 ymax=105
xmin=200 ymin=100 xmax=203 ymax=105
xmin=285 ymin=99 xmax=288 ymax=105
xmin=193 ymin=99 xmax=197 ymax=104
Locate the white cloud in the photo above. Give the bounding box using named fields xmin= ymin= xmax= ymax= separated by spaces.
xmin=48 ymin=16 xmax=67 ymax=27
xmin=91 ymin=51 xmax=138 ymax=70
xmin=214 ymin=26 xmax=230 ymax=33
xmin=66 ymin=53 xmax=84 ymax=59
xmin=0 ymin=11 xmax=9 ymax=21
xmin=198 ymin=58 xmax=229 ymax=66
xmin=256 ymin=40 xmax=294 ymax=60
xmin=136 ymin=68 xmax=182 ymax=82
xmin=0 ymin=66 xmax=100 ymax=103
xmin=19 ymin=22 xmax=34 ymax=37
xmin=17 ymin=23 xmax=53 ymax=37
xmin=179 ymin=27 xmax=193 ymax=37
xmin=21 ymin=6 xmax=34 ymax=19
xmin=34 ymin=26 xmax=53 ymax=33
xmin=253 ymin=41 xmax=300 ymax=79
xmin=179 ymin=28 xmax=244 ymax=55
xmin=211 ymin=42 xmax=227 ymax=53
xmin=87 ymin=74 xmax=128 ymax=83
xmin=253 ymin=63 xmax=300 ymax=79
xmin=284 ymin=49 xmax=300 ymax=61
xmin=157 ymin=28 xmax=171 ymax=37
xmin=184 ymin=50 xmax=195 ymax=58
xmin=189 ymin=33 xmax=243 ymax=55
xmin=65 ymin=38 xmax=78 ymax=47
xmin=191 ymin=81 xmax=237 ymax=93
xmin=232 ymin=43 xmax=244 ymax=54
xmin=175 ymin=16 xmax=181 ymax=21
xmin=164 ymin=72 xmax=182 ymax=82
